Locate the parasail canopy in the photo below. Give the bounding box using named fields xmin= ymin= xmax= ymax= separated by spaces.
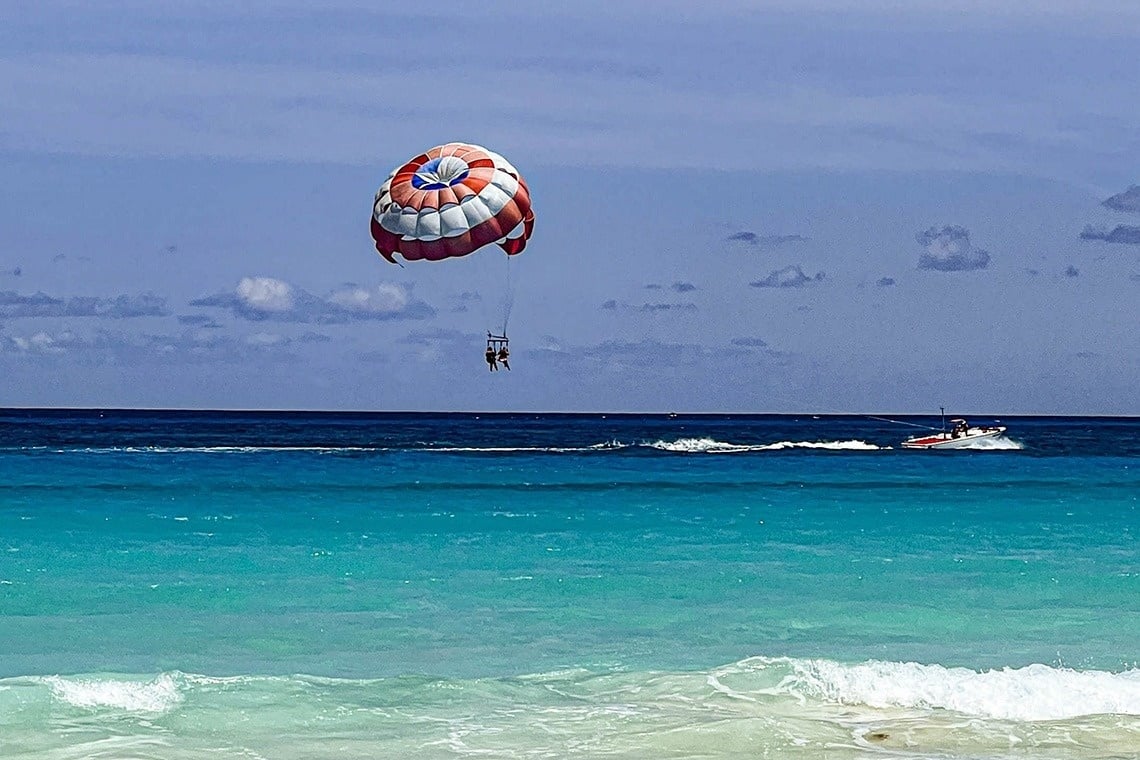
xmin=370 ymin=142 xmax=535 ymax=264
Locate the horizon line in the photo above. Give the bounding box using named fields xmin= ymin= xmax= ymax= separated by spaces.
xmin=1 ymin=407 xmax=1137 ymax=419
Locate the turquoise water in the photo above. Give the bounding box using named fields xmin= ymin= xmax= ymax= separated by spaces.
xmin=1 ymin=412 xmax=1137 ymax=758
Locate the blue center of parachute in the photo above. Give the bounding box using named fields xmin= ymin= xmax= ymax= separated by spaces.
xmin=411 ymin=157 xmax=470 ymax=190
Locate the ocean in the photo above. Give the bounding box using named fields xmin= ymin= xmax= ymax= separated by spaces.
xmin=0 ymin=410 xmax=1137 ymax=759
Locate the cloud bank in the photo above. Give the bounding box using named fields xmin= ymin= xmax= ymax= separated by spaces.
xmin=0 ymin=326 xmax=313 ymax=363
xmin=0 ymin=291 xmax=169 ymax=319
xmin=191 ymin=276 xmax=435 ymax=323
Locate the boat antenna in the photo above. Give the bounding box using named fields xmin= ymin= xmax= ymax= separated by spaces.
xmin=940 ymin=406 xmax=945 ymax=433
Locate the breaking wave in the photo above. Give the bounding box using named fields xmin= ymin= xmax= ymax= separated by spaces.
xmin=3 ymin=659 xmax=1138 ymax=758
xmin=712 ymin=657 xmax=1140 ymax=721
xmin=36 ymin=673 xmax=184 ymax=713
xmin=16 ymin=659 xmax=1140 ymax=722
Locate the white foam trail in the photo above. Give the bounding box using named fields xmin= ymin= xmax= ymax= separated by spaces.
xmin=27 ymin=445 xmax=386 ymax=454
xmin=420 ymin=441 xmax=632 ymax=453
xmin=425 ymin=446 xmax=542 ymax=452
xmin=758 ymin=440 xmax=884 ymax=451
xmin=645 ymin=438 xmax=884 ymax=453
xmin=954 ymin=435 xmax=1024 ymax=451
xmin=23 ymin=444 xmax=622 ymax=454
xmin=586 ymin=440 xmax=629 ymax=450
xmin=644 ymin=437 xmax=738 ymax=453
xmin=39 ymin=673 xmax=183 ymax=713
xmin=14 ymin=439 xmax=888 ymax=455
xmin=732 ymin=657 xmax=1140 ymax=721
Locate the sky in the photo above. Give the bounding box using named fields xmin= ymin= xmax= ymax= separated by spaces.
xmin=2 ymin=1 xmax=1139 ymax=413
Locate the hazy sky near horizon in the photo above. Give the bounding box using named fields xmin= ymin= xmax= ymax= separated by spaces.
xmin=2 ymin=1 xmax=1139 ymax=413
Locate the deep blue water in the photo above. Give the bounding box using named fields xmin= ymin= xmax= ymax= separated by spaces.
xmin=0 ymin=411 xmax=1137 ymax=758
xmin=2 ymin=409 xmax=1139 ymax=455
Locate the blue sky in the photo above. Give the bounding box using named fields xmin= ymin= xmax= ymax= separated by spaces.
xmin=2 ymin=1 xmax=1138 ymax=412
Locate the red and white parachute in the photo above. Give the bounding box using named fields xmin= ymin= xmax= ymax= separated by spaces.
xmin=370 ymin=142 xmax=535 ymax=264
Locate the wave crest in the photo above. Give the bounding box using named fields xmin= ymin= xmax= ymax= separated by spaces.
xmin=38 ymin=673 xmax=184 ymax=713
xmin=717 ymin=657 xmax=1140 ymax=721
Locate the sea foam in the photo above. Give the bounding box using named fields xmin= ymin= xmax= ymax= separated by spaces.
xmin=717 ymin=657 xmax=1140 ymax=721
xmin=39 ymin=673 xmax=184 ymax=713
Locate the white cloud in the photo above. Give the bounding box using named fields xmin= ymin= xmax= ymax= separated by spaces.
xmin=327 ymin=283 xmax=408 ymax=315
xmin=237 ymin=276 xmax=295 ymax=312
xmin=9 ymin=331 xmax=69 ymax=354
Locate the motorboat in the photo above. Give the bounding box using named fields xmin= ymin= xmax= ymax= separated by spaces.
xmin=901 ymin=418 xmax=1007 ymax=450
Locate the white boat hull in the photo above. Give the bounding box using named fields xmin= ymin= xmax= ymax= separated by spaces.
xmin=901 ymin=427 xmax=1007 ymax=450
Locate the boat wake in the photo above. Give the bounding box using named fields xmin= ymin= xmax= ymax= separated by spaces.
xmin=954 ymin=435 xmax=1023 ymax=450
xmin=8 ymin=439 xmax=887 ymax=455
xmin=645 ymin=437 xmax=884 ymax=453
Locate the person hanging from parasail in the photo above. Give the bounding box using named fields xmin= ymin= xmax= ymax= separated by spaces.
xmin=485 ymin=332 xmax=509 ymax=370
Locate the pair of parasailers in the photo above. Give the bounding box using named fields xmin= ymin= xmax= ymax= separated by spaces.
xmin=485 ymin=343 xmax=510 ymax=371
